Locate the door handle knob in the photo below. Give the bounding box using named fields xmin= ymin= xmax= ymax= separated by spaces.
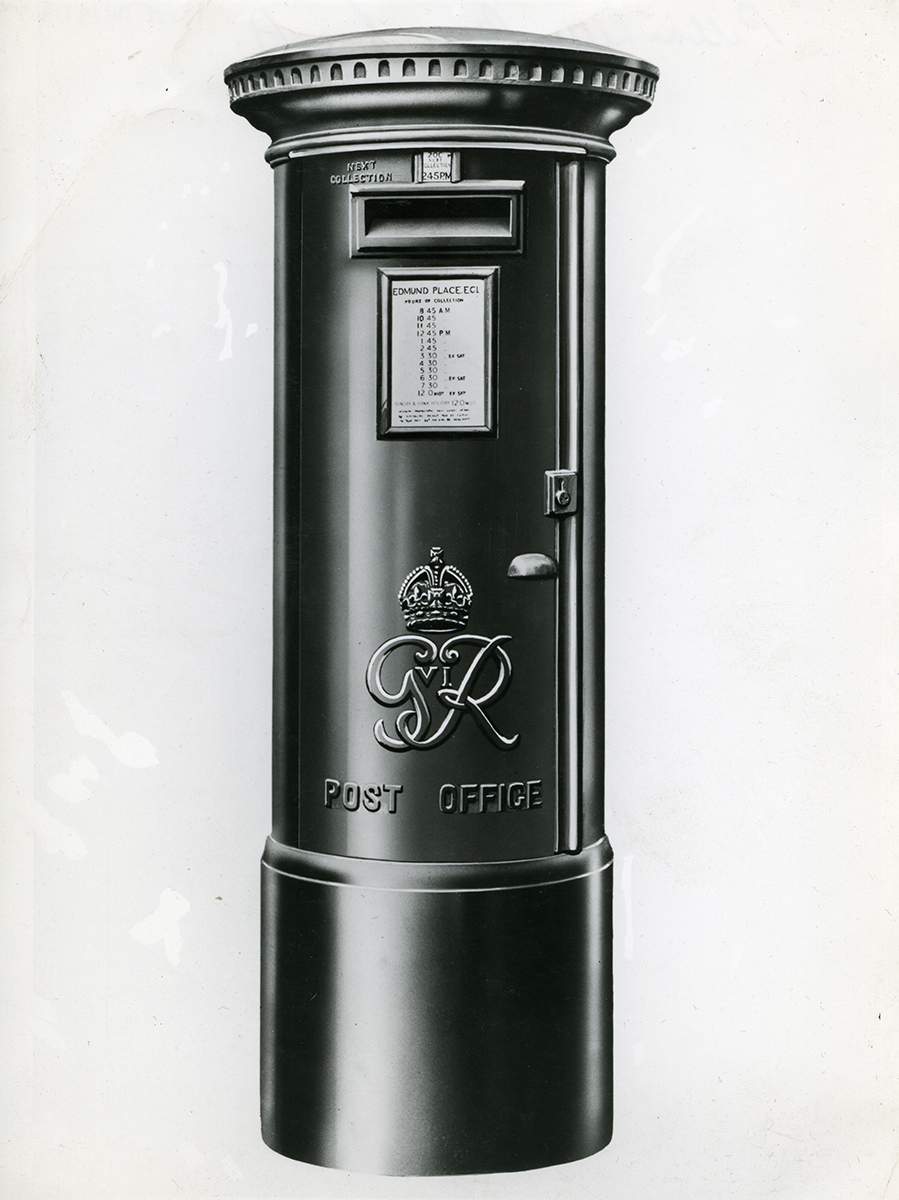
xmin=507 ymin=553 xmax=558 ymax=579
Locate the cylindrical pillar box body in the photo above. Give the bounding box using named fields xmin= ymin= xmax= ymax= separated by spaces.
xmin=225 ymin=28 xmax=657 ymax=1176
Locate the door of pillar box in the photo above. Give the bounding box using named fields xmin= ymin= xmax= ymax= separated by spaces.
xmin=280 ymin=147 xmax=582 ymax=863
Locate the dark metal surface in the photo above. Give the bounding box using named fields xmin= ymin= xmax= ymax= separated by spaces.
xmin=351 ymin=181 xmax=524 ymax=255
xmin=281 ymin=145 xmax=578 ymax=864
xmin=267 ymin=144 xmax=609 ymax=864
xmin=261 ymin=837 xmax=613 ymax=1175
xmin=225 ymin=27 xmax=658 ymax=158
xmin=230 ymin=25 xmax=655 ymax=64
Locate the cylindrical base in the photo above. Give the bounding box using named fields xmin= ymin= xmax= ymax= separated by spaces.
xmin=261 ymin=837 xmax=613 ymax=1175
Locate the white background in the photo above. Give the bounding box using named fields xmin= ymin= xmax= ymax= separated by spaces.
xmin=2 ymin=2 xmax=897 ymax=1197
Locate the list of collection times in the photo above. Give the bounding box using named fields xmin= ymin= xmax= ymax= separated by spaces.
xmin=388 ymin=278 xmax=488 ymax=431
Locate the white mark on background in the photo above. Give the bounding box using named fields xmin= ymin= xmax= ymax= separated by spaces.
xmin=222 ymin=1156 xmax=243 ymax=1183
xmin=245 ymin=323 xmax=258 ymax=338
xmin=130 ymin=888 xmax=190 ymax=966
xmin=637 ymin=127 xmax=670 ymax=157
xmin=152 ymin=323 xmax=171 ymax=338
xmin=213 ymin=262 xmax=233 ymax=360
xmin=182 ymin=183 xmax=192 ymax=198
xmin=622 ymin=854 xmax=634 ymax=961
xmin=48 ymin=756 xmax=99 ymax=802
xmin=200 ymin=185 xmax=209 ymax=196
xmin=642 ymin=207 xmax=704 ymax=295
xmin=145 ymin=256 xmax=155 ymax=270
xmin=704 ymin=395 xmax=724 ymax=420
xmin=662 ymin=336 xmax=697 ymax=361
xmin=61 ymin=690 xmax=158 ymax=767
xmin=29 ymin=799 xmax=88 ymax=858
xmin=646 ymin=312 xmax=669 ymax=337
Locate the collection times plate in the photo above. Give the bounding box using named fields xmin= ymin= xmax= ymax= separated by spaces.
xmin=379 ymin=268 xmax=497 ymax=436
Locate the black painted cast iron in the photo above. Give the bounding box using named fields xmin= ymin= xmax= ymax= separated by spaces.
xmin=225 ymin=27 xmax=658 ymax=1176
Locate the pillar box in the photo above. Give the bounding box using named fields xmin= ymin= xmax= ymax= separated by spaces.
xmin=225 ymin=27 xmax=658 ymax=1176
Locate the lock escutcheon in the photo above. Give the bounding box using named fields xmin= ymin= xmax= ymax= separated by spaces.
xmin=545 ymin=469 xmax=578 ymax=516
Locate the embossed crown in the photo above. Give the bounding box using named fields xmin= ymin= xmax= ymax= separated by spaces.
xmin=398 ymin=547 xmax=472 ymax=632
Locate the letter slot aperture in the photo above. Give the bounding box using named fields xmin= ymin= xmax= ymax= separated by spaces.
xmin=353 ymin=184 xmax=523 ymax=252
xmin=225 ymin=26 xmax=659 ymax=1177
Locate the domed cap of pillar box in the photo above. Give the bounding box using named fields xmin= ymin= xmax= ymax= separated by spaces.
xmin=225 ymin=27 xmax=659 ymax=161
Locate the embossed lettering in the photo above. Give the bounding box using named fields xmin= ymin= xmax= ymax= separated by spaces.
xmin=330 ymin=169 xmax=393 ymax=185
xmin=382 ymin=783 xmax=402 ymax=814
xmin=363 ymin=785 xmax=381 ymax=812
xmin=437 ymin=780 xmax=543 ymax=813
xmin=508 ymin=782 xmax=526 ymax=809
xmin=460 ymin=784 xmax=479 ymax=813
xmin=479 ymin=783 xmax=500 ymax=812
xmin=324 ymin=778 xmax=402 ymax=813
xmin=343 ymin=782 xmax=360 ymax=811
